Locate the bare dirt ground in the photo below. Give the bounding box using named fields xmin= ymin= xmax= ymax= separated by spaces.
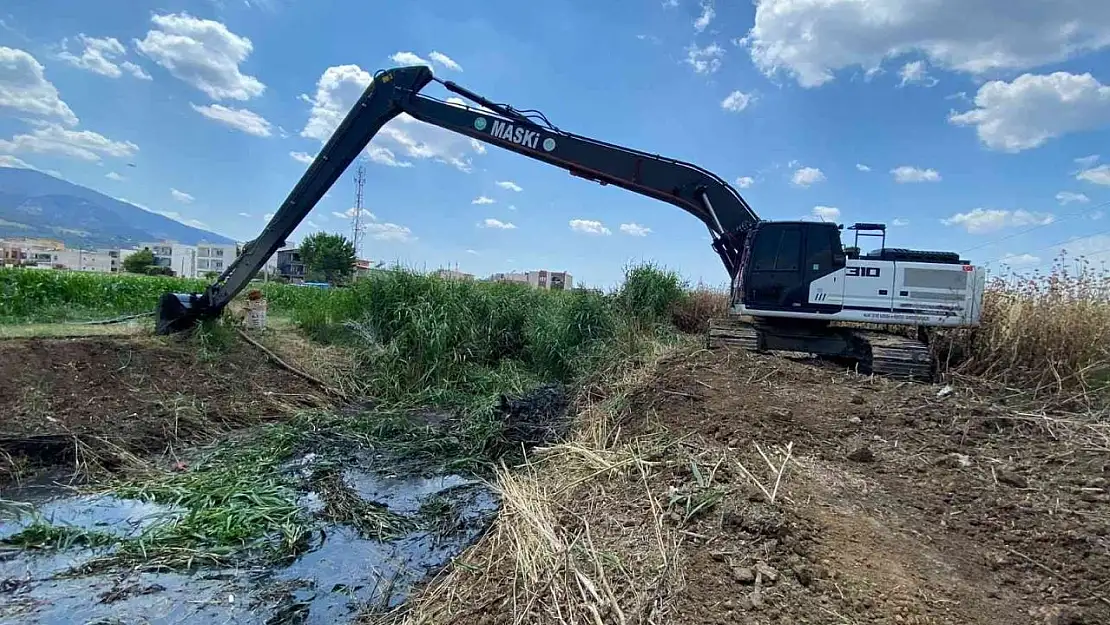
xmin=396 ymin=345 xmax=1110 ymax=625
xmin=0 ymin=335 xmax=329 ymax=482
xmin=629 ymin=347 xmax=1110 ymax=624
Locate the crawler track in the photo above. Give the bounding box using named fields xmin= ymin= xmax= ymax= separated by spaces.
xmin=707 ymin=317 xmax=935 ymax=381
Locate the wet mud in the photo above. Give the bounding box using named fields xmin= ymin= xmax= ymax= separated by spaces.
xmin=1 ymin=451 xmax=498 ymax=624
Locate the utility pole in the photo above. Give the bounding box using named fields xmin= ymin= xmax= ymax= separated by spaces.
xmin=352 ymin=160 xmax=367 ymax=260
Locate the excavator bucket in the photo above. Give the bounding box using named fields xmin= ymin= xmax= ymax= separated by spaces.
xmin=154 ymin=292 xmax=204 ymax=335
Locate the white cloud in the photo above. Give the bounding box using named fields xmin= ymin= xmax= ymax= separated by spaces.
xmin=389 ymin=51 xmax=430 ymax=66
xmin=746 ymin=1 xmax=1110 ymax=88
xmin=897 ymin=61 xmax=937 ymax=87
xmin=367 ymin=222 xmax=415 ymax=242
xmin=472 ymin=195 xmax=496 ymax=205
xmin=190 ymin=103 xmax=272 ymax=137
xmin=183 ymin=218 xmax=207 ymax=229
xmin=306 ymin=220 xmax=320 ymax=229
xmin=58 ymin=35 xmax=128 ymax=78
xmin=120 ymin=61 xmax=152 ymax=80
xmin=892 ymin=218 xmax=910 ymax=226
xmin=333 ymin=207 xmax=375 ymax=220
xmin=811 ymin=206 xmax=840 ymax=221
xmin=264 ymin=213 xmax=274 ymax=221
xmin=569 ymin=219 xmax=611 ymax=235
xmin=366 ymin=145 xmax=414 ymax=168
xmin=469 ymin=138 xmax=486 ymax=154
xmin=735 ymin=176 xmax=754 ymax=188
xmin=1075 ymin=154 xmax=1100 ymax=168
xmin=135 ymin=12 xmax=265 ymax=100
xmin=105 ymin=171 xmax=124 ymax=181
xmin=1077 ymin=164 xmax=1110 ymax=185
xmin=496 ymin=180 xmax=523 ymax=192
xmin=694 ymin=1 xmax=716 ymax=33
xmin=0 ymin=47 xmax=78 ymax=125
xmin=508 ymin=205 xmax=517 ymax=211
xmin=171 ymin=188 xmax=194 ymax=203
xmin=1056 ymin=191 xmax=1090 ymax=205
xmin=721 ymin=90 xmax=752 ymax=112
xmin=856 ymin=163 xmax=871 ymax=172
xmin=620 ymin=222 xmax=652 ymax=236
xmin=791 ymin=166 xmax=825 ymax=187
xmin=56 ymin=35 xmax=151 ymax=81
xmin=1000 ymin=253 xmax=1041 ymax=266
xmin=428 ymin=51 xmax=462 ymax=71
xmin=290 ymin=151 xmax=314 ymax=164
xmin=466 ymin=249 xmax=479 ymax=255
xmin=891 ymin=166 xmax=941 ymax=183
xmin=301 ymin=64 xmax=479 ymax=172
xmin=662 ymin=0 xmax=679 ymax=7
xmin=949 ymin=72 xmax=1110 ymax=152
xmin=942 ymin=208 xmax=1055 ymax=233
xmin=686 ymin=43 xmax=724 ymax=74
xmin=0 ymin=123 xmax=137 ymax=162
xmin=480 ymin=218 xmax=516 ymax=230
xmin=0 ymin=155 xmax=35 ymax=169
xmin=239 ymin=212 xmax=251 ymax=217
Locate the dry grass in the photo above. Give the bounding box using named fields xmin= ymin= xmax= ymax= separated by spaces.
xmin=366 ymin=339 xmax=690 ymax=625
xmin=670 ymin=287 xmax=728 ymax=335
xmin=938 ymin=257 xmax=1110 ymax=408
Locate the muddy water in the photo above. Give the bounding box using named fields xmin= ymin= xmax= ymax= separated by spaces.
xmin=0 ymin=459 xmax=498 ymax=624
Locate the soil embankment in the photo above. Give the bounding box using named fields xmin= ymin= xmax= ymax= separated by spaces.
xmin=399 ymin=345 xmax=1110 ymax=625
xmin=0 ymin=335 xmax=328 ymax=482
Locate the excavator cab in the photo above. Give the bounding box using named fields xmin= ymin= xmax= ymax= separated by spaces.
xmin=738 ymin=221 xmax=845 ymax=314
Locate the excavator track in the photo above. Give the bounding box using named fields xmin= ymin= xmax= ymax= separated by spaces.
xmin=854 ymin=330 xmax=935 ymax=381
xmin=707 ymin=317 xmax=935 ymax=381
xmin=707 ymin=316 xmax=761 ymax=351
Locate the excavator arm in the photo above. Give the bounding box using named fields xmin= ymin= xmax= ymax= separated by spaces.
xmin=155 ymin=65 xmax=760 ymax=334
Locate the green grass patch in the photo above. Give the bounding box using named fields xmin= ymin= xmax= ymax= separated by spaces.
xmin=102 ymin=422 xmax=310 ymax=567
xmin=4 ymin=522 xmax=118 ymax=550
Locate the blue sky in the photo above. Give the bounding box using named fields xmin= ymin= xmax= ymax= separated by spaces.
xmin=2 ymin=0 xmax=1109 ymax=288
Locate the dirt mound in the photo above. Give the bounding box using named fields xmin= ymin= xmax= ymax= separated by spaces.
xmin=0 ymin=336 xmax=328 ymax=481
xmin=621 ymin=347 xmax=1110 ymax=624
xmin=395 ymin=345 xmax=1109 ymax=625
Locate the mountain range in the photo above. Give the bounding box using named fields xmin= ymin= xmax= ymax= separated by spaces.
xmin=0 ymin=167 xmax=235 ymax=249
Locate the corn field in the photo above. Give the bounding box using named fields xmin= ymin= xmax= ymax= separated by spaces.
xmin=0 ymin=268 xmax=311 ymax=323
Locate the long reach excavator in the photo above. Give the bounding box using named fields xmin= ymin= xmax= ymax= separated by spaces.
xmin=155 ymin=65 xmax=985 ymax=380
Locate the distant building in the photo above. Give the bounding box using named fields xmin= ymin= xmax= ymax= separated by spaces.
xmin=490 ymin=269 xmax=573 ymax=290
xmin=1 ymin=237 xmax=65 ymax=266
xmin=433 ymin=268 xmax=474 ymax=281
xmin=21 ymin=247 xmax=136 ymax=273
xmin=195 ymin=241 xmax=237 ymax=276
xmin=140 ymin=241 xmax=198 ymax=278
xmin=276 ymin=247 xmax=305 ymax=281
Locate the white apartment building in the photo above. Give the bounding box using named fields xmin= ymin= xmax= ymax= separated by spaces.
xmin=29 ymin=248 xmax=137 ymax=273
xmin=141 ymin=241 xmax=198 ymax=278
xmin=196 ymin=241 xmax=238 ymax=276
xmin=490 ymin=269 xmax=573 ymax=290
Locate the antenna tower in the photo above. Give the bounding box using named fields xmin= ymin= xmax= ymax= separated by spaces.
xmin=352 ymin=161 xmax=367 ymax=257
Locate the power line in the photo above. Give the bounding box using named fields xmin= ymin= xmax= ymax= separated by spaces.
xmin=983 ymin=223 xmax=1110 ymax=266
xmin=961 ymin=198 xmax=1110 ymax=255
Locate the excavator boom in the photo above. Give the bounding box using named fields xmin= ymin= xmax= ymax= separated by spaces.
xmin=155 ymin=65 xmax=759 ymax=334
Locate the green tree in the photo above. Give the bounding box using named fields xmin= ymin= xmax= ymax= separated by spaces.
xmin=299 ymin=232 xmax=357 ymax=284
xmin=123 ymin=248 xmax=155 ymax=274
